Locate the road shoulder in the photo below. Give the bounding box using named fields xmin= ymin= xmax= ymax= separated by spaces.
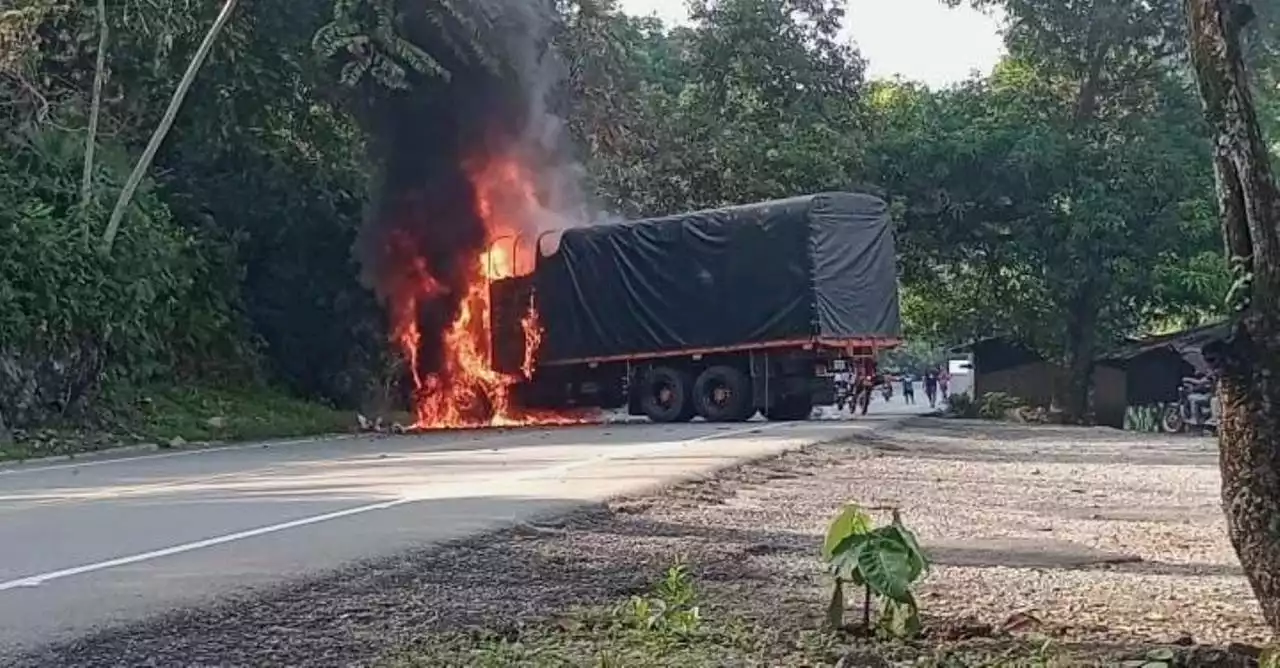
xmin=15 ymin=418 xmax=1260 ymax=667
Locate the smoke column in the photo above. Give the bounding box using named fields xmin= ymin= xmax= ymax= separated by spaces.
xmin=349 ymin=0 xmax=586 ymax=418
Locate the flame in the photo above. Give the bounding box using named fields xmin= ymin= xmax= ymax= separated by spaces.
xmin=389 ymin=154 xmax=590 ymax=430
xmin=520 ymin=306 xmax=542 ymax=380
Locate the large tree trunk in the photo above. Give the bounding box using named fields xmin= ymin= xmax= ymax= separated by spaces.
xmin=0 ymin=410 xmax=11 ymax=450
xmin=1062 ymin=294 xmax=1099 ymax=423
xmin=1185 ymin=0 xmax=1280 ymax=632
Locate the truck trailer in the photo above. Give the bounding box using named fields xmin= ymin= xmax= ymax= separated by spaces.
xmin=488 ymin=192 xmax=903 ymax=423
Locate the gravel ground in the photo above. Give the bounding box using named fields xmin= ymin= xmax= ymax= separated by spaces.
xmin=13 ymin=418 xmax=1267 ymax=667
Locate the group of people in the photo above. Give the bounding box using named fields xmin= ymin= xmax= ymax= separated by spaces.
xmin=897 ymin=369 xmax=950 ymax=408
xmin=833 ymin=362 xmax=951 ymax=415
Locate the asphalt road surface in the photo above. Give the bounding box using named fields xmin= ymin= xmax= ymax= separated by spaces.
xmin=0 ymin=406 xmax=919 ymax=657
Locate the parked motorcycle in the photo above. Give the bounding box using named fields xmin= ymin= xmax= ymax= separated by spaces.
xmin=1161 ymin=376 xmax=1219 ymax=435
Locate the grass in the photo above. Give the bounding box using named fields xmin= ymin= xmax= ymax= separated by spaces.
xmin=0 ymin=382 xmax=353 ymax=462
xmin=383 ymin=564 xmax=836 ymax=668
xmin=380 ymin=565 xmax=1142 ymax=668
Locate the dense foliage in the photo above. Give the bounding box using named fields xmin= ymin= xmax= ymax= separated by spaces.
xmin=0 ymin=0 xmax=1275 ymax=431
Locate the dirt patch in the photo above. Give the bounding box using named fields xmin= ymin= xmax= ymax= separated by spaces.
xmin=11 ymin=419 xmax=1267 ymax=667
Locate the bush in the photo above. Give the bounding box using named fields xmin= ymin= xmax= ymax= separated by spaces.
xmin=944 ymin=392 xmax=1028 ymax=421
xmin=0 ymin=125 xmax=249 ymax=427
xmin=978 ymin=392 xmax=1025 ymax=420
xmin=945 ymin=392 xmax=977 ymax=418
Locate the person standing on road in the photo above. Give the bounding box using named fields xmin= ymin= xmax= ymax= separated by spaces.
xmin=924 ymin=370 xmax=939 ymax=408
xmin=834 ymin=368 xmax=854 ymax=412
xmin=858 ymin=372 xmax=874 ymax=415
xmin=939 ymin=369 xmax=951 ymax=399
xmin=853 ymin=358 xmax=876 ymax=416
xmin=901 ymin=373 xmax=916 ymax=404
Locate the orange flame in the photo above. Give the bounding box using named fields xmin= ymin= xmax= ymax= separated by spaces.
xmin=520 ymin=306 xmax=542 ymax=380
xmin=389 ymin=154 xmax=589 ymax=430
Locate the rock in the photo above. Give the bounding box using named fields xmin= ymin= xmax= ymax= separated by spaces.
xmin=834 ymin=652 xmax=890 ymax=668
xmin=167 ymin=436 xmax=187 ymax=448
xmin=611 ymin=500 xmax=653 ymax=515
xmin=743 ymin=542 xmax=783 ymax=556
xmin=1146 ymin=648 xmax=1176 ymax=661
xmin=934 ymin=619 xmax=995 ymax=641
xmin=1226 ymin=642 xmax=1261 ymax=658
xmin=1172 ymin=634 xmax=1196 ymax=646
xmin=998 ymin=610 xmax=1042 ymax=633
xmin=205 ymin=416 xmax=228 ymax=429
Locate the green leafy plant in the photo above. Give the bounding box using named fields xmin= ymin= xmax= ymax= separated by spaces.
xmin=978 ymin=392 xmax=1026 ymax=420
xmin=946 ymin=392 xmax=978 ymax=418
xmin=822 ymin=504 xmax=930 ymax=638
xmin=612 ymin=562 xmax=702 ymax=637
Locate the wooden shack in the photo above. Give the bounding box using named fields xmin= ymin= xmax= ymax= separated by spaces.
xmin=949 ymin=337 xmax=1067 ymax=408
xmin=1093 ymin=322 xmax=1229 ymax=430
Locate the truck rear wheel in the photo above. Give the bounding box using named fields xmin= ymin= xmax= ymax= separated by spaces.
xmin=639 ymin=366 xmax=695 ymax=423
xmin=693 ymin=366 xmax=755 ymax=422
xmin=765 ymin=395 xmax=813 ymax=421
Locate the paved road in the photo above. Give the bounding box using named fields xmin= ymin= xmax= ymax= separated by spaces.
xmin=0 ymin=409 xmax=915 ymax=656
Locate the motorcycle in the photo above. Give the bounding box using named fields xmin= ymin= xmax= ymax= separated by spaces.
xmin=1161 ymin=376 xmax=1220 ymax=435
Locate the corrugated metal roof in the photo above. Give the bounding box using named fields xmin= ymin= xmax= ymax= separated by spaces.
xmin=1098 ymin=321 xmax=1231 ymax=365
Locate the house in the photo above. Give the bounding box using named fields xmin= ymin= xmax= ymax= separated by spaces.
xmin=948 ymin=337 xmax=1067 ymax=408
xmin=1093 ymin=322 xmax=1230 ymax=430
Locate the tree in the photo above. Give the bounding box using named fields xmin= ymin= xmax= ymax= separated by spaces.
xmin=917 ymin=0 xmax=1226 ymax=419
xmin=871 ymin=63 xmax=1223 ymax=387
xmin=1185 ymin=0 xmax=1280 ymax=632
xmin=564 ymin=0 xmax=867 ymax=217
xmin=676 ymin=0 xmax=866 ymax=208
xmin=1241 ymin=0 xmax=1277 ymax=154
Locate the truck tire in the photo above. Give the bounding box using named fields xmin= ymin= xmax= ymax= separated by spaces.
xmin=639 ymin=366 xmax=695 ymax=423
xmin=693 ymin=366 xmax=755 ymax=422
xmin=765 ymin=395 xmax=813 ymax=422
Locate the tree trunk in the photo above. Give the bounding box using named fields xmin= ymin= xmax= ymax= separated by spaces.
xmin=1062 ymin=287 xmax=1099 ymax=423
xmin=101 ymin=0 xmax=239 ymax=253
xmin=0 ymin=410 xmax=11 ymax=450
xmin=1073 ymin=38 xmax=1110 ymax=124
xmin=80 ymin=0 xmax=108 ymax=209
xmin=1185 ymin=0 xmax=1280 ymax=632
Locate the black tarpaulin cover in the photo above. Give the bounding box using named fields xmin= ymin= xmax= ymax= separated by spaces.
xmin=533 ymin=192 xmax=901 ymax=363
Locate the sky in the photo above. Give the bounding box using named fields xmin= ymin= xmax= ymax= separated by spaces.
xmin=615 ymin=0 xmax=1007 ymax=88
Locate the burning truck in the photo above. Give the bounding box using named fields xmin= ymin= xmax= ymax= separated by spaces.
xmin=342 ymin=4 xmax=899 ymax=428
xmin=485 ymin=191 xmax=904 ymax=424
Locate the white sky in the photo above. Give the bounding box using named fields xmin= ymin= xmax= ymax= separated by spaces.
xmin=616 ymin=0 xmax=1007 ymax=88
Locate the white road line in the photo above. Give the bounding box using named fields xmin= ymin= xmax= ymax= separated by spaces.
xmin=0 ymin=422 xmax=789 ymax=592
xmin=0 ymin=426 xmax=547 ymax=477
xmin=0 ymin=499 xmax=411 ymax=590
xmin=0 ymin=435 xmax=361 ymax=476
xmin=0 ymin=430 xmax=557 ymax=506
